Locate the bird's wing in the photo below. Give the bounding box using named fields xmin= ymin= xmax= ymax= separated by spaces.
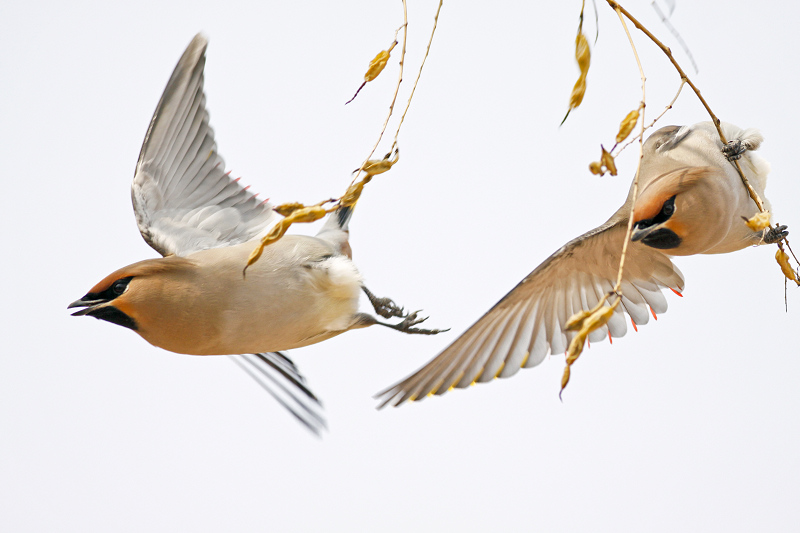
xmin=230 ymin=352 xmax=326 ymax=436
xmin=132 ymin=34 xmax=277 ymax=257
xmin=376 ymin=218 xmax=685 ymax=407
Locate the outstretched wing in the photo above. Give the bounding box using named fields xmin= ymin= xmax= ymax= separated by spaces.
xmin=230 ymin=352 xmax=326 ymax=436
xmin=132 ymin=33 xmax=277 ymax=257
xmin=376 ymin=219 xmax=685 ymax=407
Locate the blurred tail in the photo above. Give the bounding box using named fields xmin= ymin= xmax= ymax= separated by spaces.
xmin=229 ymin=352 xmax=327 ymax=436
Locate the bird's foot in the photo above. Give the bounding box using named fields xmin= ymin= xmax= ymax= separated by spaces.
xmin=384 ymin=311 xmax=449 ymax=336
xmin=764 ymin=224 xmax=789 ymax=244
xmin=721 ymin=139 xmax=754 ymax=161
xmin=362 ymin=286 xmax=406 ymax=319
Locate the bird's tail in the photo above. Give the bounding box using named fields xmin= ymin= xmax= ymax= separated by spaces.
xmin=229 ymin=352 xmax=327 ymax=436
xmin=317 ymin=205 xmax=354 ymax=257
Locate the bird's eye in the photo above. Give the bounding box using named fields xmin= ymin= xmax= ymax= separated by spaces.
xmin=112 ymin=279 xmax=129 ymax=295
xmin=662 ymin=195 xmax=676 ymax=217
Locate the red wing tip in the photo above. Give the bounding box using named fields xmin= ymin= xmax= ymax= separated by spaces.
xmin=630 ymin=317 xmax=638 ymax=332
xmin=670 ymin=288 xmax=683 ymax=297
xmin=608 ymin=331 xmax=613 ymax=344
xmin=650 ymin=306 xmax=658 ymax=320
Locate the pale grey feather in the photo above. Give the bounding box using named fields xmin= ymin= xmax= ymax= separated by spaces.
xmin=376 ymin=219 xmax=684 ymax=407
xmin=132 ymin=34 xmax=277 ymax=257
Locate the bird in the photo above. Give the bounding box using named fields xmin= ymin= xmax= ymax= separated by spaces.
xmin=68 ymin=33 xmax=443 ymax=434
xmin=376 ymin=121 xmax=788 ymax=407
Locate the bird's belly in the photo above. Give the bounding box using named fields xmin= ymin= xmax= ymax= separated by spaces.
xmin=143 ymin=253 xmax=363 ymax=355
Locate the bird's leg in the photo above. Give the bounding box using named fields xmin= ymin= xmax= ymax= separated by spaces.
xmin=377 ymin=311 xmax=450 ymax=336
xmin=763 ymin=224 xmax=789 ymax=244
xmin=352 ymin=310 xmax=449 ymax=335
xmin=362 ymin=286 xmax=407 ymax=319
xmin=721 ymin=138 xmax=758 ymax=161
xmin=359 ymin=287 xmax=449 ymax=334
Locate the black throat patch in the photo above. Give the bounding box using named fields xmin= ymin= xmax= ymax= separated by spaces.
xmin=87 ymin=306 xmax=138 ymax=331
xmin=642 ymin=228 xmax=682 ymax=250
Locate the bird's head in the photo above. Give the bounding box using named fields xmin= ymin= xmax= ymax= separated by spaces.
xmin=68 ymin=256 xmax=195 ymax=331
xmin=631 ymin=166 xmax=727 ymax=256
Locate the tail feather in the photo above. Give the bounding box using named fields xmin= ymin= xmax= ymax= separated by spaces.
xmin=229 ymin=352 xmax=327 ymax=436
xmin=317 ymin=205 xmax=354 ymax=256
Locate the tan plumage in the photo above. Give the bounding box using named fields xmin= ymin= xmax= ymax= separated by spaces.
xmin=376 ymin=121 xmax=777 ymax=407
xmin=68 ymin=33 xmax=440 ymax=433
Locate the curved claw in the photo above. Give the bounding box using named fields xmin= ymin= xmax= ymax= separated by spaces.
xmin=764 ymin=224 xmax=789 ymax=244
xmin=722 ymin=139 xmax=747 ymax=161
xmin=383 ymin=311 xmax=449 ymax=336
xmin=362 ymin=286 xmax=407 ymax=319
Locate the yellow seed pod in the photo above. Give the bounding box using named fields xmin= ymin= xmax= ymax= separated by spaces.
xmin=346 ymin=41 xmax=397 ymax=104
xmin=284 ymin=205 xmax=328 ymax=224
xmin=340 ymin=180 xmax=366 ymax=208
xmin=565 ymin=334 xmax=586 ymax=366
xmin=360 ymin=159 xmax=394 ymax=177
xmin=274 ymin=202 xmax=306 ymax=217
xmin=364 ymin=49 xmax=391 ymax=82
xmin=244 ymin=219 xmax=291 ymax=273
xmin=565 ymin=309 xmax=592 ymax=331
xmin=575 ymin=32 xmax=590 ymax=75
xmin=561 ymin=31 xmax=591 ymax=125
xmin=600 ymin=147 xmax=617 ymax=176
xmin=776 ymin=248 xmax=800 ymax=285
xmin=568 ymin=74 xmax=587 ymax=110
xmin=616 ymin=109 xmax=640 ymax=143
xmin=744 ymin=211 xmax=772 ymax=232
xmin=589 ymin=161 xmax=603 ymax=175
xmin=582 ymin=305 xmax=616 ymax=334
xmin=560 ymin=365 xmax=571 ymax=390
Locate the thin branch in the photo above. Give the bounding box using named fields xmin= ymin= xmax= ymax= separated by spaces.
xmin=607 ymin=0 xmax=797 ymax=284
xmin=391 ymin=0 xmax=443 ymax=152
xmin=611 ymin=6 xmax=646 ymax=301
xmin=351 ymin=1 xmax=408 ymax=186
xmin=614 ymin=78 xmax=684 ymax=156
xmin=605 ymin=0 xmax=766 ymax=213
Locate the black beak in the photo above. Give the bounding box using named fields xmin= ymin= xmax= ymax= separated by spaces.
xmin=68 ymin=297 xmax=137 ymax=330
xmin=68 ymin=297 xmax=107 ymax=316
xmin=631 ymin=222 xmax=656 ymax=243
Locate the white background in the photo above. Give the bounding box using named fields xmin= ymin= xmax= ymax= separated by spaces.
xmin=2 ymin=1 xmax=799 ymax=531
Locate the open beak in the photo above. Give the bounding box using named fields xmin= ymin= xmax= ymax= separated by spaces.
xmin=631 ymin=222 xmax=657 ymax=243
xmin=68 ymin=297 xmax=108 ymax=316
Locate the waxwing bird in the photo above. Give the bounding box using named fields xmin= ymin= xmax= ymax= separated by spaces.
xmin=68 ymin=34 xmax=443 ymax=434
xmin=376 ymin=121 xmax=787 ymax=407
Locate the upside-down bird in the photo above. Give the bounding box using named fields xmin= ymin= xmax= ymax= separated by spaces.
xmin=68 ymin=34 xmax=443 ymax=434
xmin=376 ymin=121 xmax=787 ymax=407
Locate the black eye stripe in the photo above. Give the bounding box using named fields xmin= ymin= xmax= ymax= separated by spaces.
xmin=85 ymin=276 xmax=134 ymax=302
xmin=636 ymin=195 xmax=678 ymax=229
xmin=662 ymin=196 xmax=676 ymax=216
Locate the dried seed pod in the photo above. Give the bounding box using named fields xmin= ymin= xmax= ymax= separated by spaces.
xmin=274 ymin=202 xmax=306 ymax=217
xmin=562 ymin=31 xmax=591 ymax=124
xmin=565 ymin=309 xmax=593 ymax=331
xmin=600 ymin=147 xmax=617 ymax=176
xmin=340 ymin=180 xmax=367 ymax=208
xmin=345 ymin=41 xmax=398 ymax=104
xmin=744 ymin=211 xmax=772 ymax=232
xmin=616 ymin=109 xmax=640 ymax=143
xmin=776 ymin=248 xmax=800 ymax=285
xmin=364 ymin=44 xmax=395 ymax=82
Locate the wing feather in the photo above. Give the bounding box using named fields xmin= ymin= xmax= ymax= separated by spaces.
xmin=376 ymin=219 xmax=685 ymax=407
xmin=132 ymin=34 xmax=277 ymax=257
